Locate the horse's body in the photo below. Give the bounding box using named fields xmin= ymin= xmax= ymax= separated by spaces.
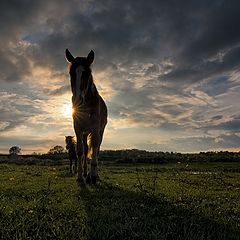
xmin=65 ymin=136 xmax=77 ymax=174
xmin=65 ymin=49 xmax=107 ymax=184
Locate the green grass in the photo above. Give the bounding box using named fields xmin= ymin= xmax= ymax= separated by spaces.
xmin=0 ymin=162 xmax=239 ymax=239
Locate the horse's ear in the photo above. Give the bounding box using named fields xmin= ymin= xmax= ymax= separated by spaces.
xmin=87 ymin=50 xmax=94 ymax=65
xmin=65 ymin=49 xmax=74 ymax=63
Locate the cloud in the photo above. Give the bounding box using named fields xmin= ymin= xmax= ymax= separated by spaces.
xmin=202 ymin=116 xmax=240 ymax=133
xmin=0 ymin=0 xmax=240 ymax=152
xmin=181 ymin=1 xmax=240 ymax=62
xmin=47 ymin=85 xmax=71 ymax=96
xmin=0 ymin=91 xmax=45 ymax=131
xmin=174 ymin=133 xmax=240 ymax=152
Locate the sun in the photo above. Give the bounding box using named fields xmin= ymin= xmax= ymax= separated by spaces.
xmin=63 ymin=102 xmax=73 ymax=118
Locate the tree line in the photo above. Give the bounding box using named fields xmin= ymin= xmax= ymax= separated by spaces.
xmin=6 ymin=146 xmax=240 ymax=163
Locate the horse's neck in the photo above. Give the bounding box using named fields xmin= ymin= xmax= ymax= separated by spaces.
xmin=83 ymin=82 xmax=99 ymax=103
xmin=72 ymin=83 xmax=99 ymax=108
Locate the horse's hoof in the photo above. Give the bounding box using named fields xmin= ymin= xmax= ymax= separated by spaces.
xmin=91 ymin=176 xmax=97 ymax=185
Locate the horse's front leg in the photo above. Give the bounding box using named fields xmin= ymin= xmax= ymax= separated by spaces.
xmin=76 ymin=134 xmax=84 ymax=183
xmin=74 ymin=157 xmax=77 ymax=174
xmin=69 ymin=157 xmax=73 ymax=174
xmin=83 ymin=134 xmax=88 ymax=179
xmin=90 ymin=131 xmax=100 ymax=184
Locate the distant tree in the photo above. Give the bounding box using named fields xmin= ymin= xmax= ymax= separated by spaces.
xmin=9 ymin=146 xmax=21 ymax=155
xmin=48 ymin=145 xmax=65 ymax=155
xmin=31 ymin=152 xmax=41 ymax=155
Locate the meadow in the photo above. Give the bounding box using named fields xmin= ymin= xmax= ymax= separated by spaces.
xmin=0 ymin=162 xmax=239 ymax=240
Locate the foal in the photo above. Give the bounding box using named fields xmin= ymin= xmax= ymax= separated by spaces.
xmin=65 ymin=136 xmax=77 ymax=174
xmin=65 ymin=49 xmax=107 ymax=184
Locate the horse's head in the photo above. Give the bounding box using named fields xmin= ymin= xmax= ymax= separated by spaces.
xmin=65 ymin=49 xmax=94 ymax=103
xmin=65 ymin=136 xmax=75 ymax=149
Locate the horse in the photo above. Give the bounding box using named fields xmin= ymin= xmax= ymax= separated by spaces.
xmin=65 ymin=49 xmax=107 ymax=184
xmin=65 ymin=136 xmax=77 ymax=174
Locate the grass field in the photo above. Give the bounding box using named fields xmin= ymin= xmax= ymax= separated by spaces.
xmin=0 ymin=162 xmax=239 ymax=240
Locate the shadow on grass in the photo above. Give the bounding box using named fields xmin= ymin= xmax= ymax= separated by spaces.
xmin=78 ymin=181 xmax=240 ymax=240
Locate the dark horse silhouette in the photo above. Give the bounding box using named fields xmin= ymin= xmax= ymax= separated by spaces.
xmin=65 ymin=136 xmax=77 ymax=174
xmin=65 ymin=49 xmax=107 ymax=184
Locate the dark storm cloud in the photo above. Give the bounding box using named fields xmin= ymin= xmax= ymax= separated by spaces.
xmin=0 ymin=0 xmax=43 ymax=43
xmin=19 ymin=0 xmax=178 ymax=70
xmin=160 ymin=45 xmax=240 ymax=85
xmin=2 ymin=0 xmax=240 ymax=83
xmin=0 ymin=0 xmax=71 ymax=82
xmin=0 ymin=0 xmax=46 ymax=82
xmin=1 ymin=0 xmax=239 ymax=84
xmin=13 ymin=0 xmax=239 ymax=97
xmin=181 ymin=1 xmax=240 ymax=62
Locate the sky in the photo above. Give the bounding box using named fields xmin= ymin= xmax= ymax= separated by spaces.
xmin=0 ymin=0 xmax=240 ymax=154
